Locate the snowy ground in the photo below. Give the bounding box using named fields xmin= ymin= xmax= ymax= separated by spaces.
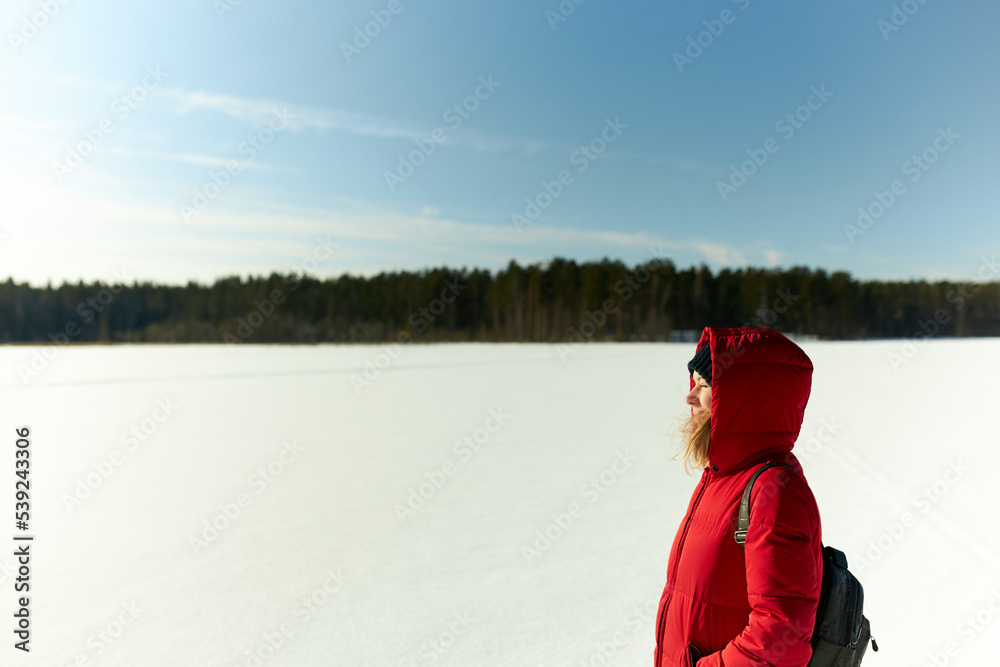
xmin=3 ymin=339 xmax=1000 ymax=666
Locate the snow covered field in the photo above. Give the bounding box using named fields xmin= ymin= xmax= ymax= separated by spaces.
xmin=4 ymin=339 xmax=1000 ymax=666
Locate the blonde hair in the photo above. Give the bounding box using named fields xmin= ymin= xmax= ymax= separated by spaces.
xmin=671 ymin=408 xmax=712 ymax=475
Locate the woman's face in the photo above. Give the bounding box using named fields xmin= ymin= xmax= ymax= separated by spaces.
xmin=686 ymin=370 xmax=712 ymax=415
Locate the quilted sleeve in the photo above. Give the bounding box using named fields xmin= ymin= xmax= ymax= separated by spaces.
xmin=698 ymin=468 xmax=822 ymax=667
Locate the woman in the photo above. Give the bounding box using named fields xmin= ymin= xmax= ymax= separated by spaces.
xmin=654 ymin=326 xmax=823 ymax=667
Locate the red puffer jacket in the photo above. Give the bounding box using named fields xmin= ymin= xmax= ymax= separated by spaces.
xmin=654 ymin=327 xmax=823 ymax=667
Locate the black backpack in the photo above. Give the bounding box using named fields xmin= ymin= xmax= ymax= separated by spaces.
xmin=734 ymin=462 xmax=879 ymax=666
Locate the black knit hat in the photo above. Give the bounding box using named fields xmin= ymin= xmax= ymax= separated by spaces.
xmin=687 ymin=344 xmax=712 ymax=385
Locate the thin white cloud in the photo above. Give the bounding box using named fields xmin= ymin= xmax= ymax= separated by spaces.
xmin=109 ymin=147 xmax=266 ymax=170
xmin=0 ymin=153 xmax=775 ymax=287
xmin=12 ymin=79 xmax=675 ymax=168
xmin=0 ymin=161 xmax=692 ymax=284
xmin=158 ymin=87 xmax=547 ymax=156
xmin=160 ymin=89 xmax=287 ymax=124
xmin=694 ymin=242 xmax=748 ymax=266
xmin=904 ymin=261 xmax=997 ymax=283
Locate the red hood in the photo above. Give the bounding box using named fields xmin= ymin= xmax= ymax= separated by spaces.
xmin=691 ymin=326 xmax=813 ymax=475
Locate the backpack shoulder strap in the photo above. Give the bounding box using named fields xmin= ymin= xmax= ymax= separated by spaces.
xmin=734 ymin=461 xmax=796 ymax=548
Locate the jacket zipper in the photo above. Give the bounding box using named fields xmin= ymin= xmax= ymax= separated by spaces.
xmin=687 ymin=641 xmax=707 ymax=667
xmin=656 ymin=473 xmax=710 ymax=667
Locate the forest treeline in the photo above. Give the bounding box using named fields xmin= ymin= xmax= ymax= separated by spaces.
xmin=1 ymin=257 xmax=998 ymax=344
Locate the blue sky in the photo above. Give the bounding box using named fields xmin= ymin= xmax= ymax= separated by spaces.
xmin=2 ymin=0 xmax=998 ymax=286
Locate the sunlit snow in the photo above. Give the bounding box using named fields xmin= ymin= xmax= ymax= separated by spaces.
xmin=4 ymin=339 xmax=999 ymax=666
